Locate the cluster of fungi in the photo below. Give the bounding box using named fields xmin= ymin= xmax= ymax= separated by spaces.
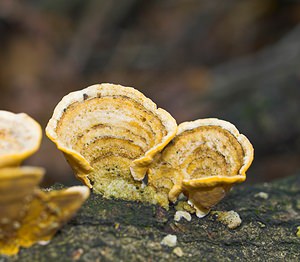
xmin=0 ymin=83 xmax=253 ymax=255
xmin=47 ymin=84 xmax=253 ymax=215
xmin=0 ymin=111 xmax=89 ymax=255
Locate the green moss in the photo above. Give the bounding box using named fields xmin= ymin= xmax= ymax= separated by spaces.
xmin=297 ymin=226 xmax=300 ymax=238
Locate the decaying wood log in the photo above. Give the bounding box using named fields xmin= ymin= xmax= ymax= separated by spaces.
xmin=1 ymin=174 xmax=299 ymax=261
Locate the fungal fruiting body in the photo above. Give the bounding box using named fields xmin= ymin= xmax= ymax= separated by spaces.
xmin=0 ymin=166 xmax=89 ymax=256
xmin=46 ymin=83 xmax=253 ymax=214
xmin=46 ymin=84 xmax=177 ymax=206
xmin=0 ymin=111 xmax=42 ymax=167
xmin=0 ymin=110 xmax=90 ymax=256
xmin=148 ymin=119 xmax=254 ymax=217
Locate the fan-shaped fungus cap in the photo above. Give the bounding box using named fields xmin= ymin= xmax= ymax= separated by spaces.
xmin=0 ymin=166 xmax=44 ymax=255
xmin=0 ymin=166 xmax=89 ymax=256
xmin=0 ymin=111 xmax=42 ymax=167
xmin=149 ymin=118 xmax=253 ymax=217
xmin=17 ymin=186 xmax=90 ymax=251
xmin=46 ymin=84 xmax=177 ymax=202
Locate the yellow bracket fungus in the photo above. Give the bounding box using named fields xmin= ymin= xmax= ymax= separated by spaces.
xmin=46 ymin=83 xmax=177 ymax=205
xmin=0 ymin=111 xmax=42 ymax=168
xmin=0 ymin=166 xmax=89 ymax=256
xmin=0 ymin=111 xmax=90 ymax=256
xmin=46 ymin=84 xmax=253 ymax=215
xmin=149 ymin=118 xmax=253 ymax=217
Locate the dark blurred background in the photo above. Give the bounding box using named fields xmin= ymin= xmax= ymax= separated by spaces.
xmin=0 ymin=0 xmax=299 ymax=186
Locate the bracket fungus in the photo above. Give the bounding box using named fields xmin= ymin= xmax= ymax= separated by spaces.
xmin=0 ymin=166 xmax=90 ymax=256
xmin=0 ymin=111 xmax=42 ymax=167
xmin=46 ymin=84 xmax=253 ymax=215
xmin=0 ymin=110 xmax=90 ymax=256
xmin=149 ymin=119 xmax=254 ymax=217
xmin=46 ymin=83 xmax=177 ymax=205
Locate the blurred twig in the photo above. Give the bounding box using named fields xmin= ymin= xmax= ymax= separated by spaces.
xmin=64 ymin=0 xmax=139 ymax=73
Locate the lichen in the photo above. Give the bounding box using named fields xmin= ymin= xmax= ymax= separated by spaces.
xmin=175 ymin=201 xmax=196 ymax=214
xmin=161 ymin=234 xmax=177 ymax=247
xmin=211 ymin=210 xmax=242 ymax=229
xmin=174 ymin=211 xmax=192 ymax=222
xmin=173 ymin=247 xmax=183 ymax=257
xmin=254 ymin=192 xmax=269 ymax=199
xmin=296 ymin=226 xmax=300 ymax=238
